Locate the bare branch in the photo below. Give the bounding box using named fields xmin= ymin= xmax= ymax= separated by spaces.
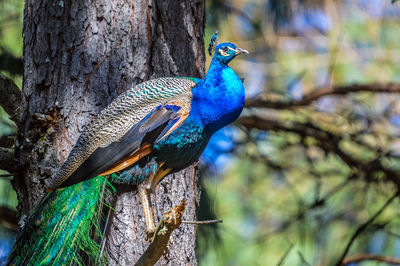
xmin=136 ymin=200 xmax=186 ymax=266
xmin=0 ymin=205 xmax=18 ymax=231
xmin=342 ymin=253 xmax=400 ymax=265
xmin=0 ymin=147 xmax=15 ymax=173
xmin=0 ymin=72 xmax=25 ymax=124
xmin=246 ymin=83 xmax=400 ymax=109
xmin=238 ymin=115 xmax=360 ymax=168
xmin=238 ymin=116 xmax=400 ymax=191
xmin=0 ymin=135 xmax=16 ymax=149
xmin=336 ymin=192 xmax=398 ymax=266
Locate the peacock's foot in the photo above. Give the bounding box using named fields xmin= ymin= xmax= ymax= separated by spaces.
xmin=138 ymin=183 xmax=157 ymax=241
xmin=144 ymin=226 xmax=156 ymax=241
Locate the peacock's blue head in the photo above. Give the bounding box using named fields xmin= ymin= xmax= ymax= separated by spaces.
xmin=213 ymin=43 xmax=248 ymax=65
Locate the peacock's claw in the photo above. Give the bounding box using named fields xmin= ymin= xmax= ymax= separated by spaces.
xmin=145 ymin=228 xmax=156 ymax=241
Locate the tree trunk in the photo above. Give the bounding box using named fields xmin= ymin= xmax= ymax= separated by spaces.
xmin=14 ymin=0 xmax=205 ymax=264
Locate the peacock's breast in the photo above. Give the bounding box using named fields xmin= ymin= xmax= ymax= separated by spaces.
xmin=154 ymin=118 xmax=210 ymax=170
xmin=192 ymin=81 xmax=245 ymax=133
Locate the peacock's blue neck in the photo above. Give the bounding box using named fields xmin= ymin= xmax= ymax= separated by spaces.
xmin=190 ymin=57 xmax=245 ymax=133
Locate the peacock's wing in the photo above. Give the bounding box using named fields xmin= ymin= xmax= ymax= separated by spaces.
xmin=48 ymin=77 xmax=199 ymax=189
xmin=60 ymin=104 xmax=189 ymax=188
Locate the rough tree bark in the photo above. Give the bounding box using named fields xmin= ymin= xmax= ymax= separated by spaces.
xmin=13 ymin=0 xmax=205 ymax=264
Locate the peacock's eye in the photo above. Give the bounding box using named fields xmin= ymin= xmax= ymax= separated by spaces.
xmin=223 ymin=47 xmax=229 ymax=52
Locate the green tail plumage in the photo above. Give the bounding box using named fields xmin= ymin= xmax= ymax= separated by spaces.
xmin=7 ymin=176 xmax=109 ymax=265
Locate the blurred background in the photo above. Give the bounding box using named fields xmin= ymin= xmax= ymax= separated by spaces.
xmin=2 ymin=0 xmax=400 ymax=265
xmin=0 ymin=0 xmax=23 ymax=264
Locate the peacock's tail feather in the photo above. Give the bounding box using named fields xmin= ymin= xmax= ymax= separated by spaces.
xmin=7 ymin=176 xmax=111 ymax=266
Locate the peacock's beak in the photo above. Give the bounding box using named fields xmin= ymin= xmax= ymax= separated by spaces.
xmin=234 ymin=47 xmax=249 ymax=55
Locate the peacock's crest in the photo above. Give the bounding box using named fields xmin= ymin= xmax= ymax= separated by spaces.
xmin=208 ymin=30 xmax=219 ymax=56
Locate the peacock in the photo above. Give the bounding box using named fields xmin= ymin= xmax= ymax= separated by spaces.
xmin=6 ymin=32 xmax=248 ymax=265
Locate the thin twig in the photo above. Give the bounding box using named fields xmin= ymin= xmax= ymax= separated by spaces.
xmin=297 ymin=250 xmax=311 ymax=266
xmin=342 ymin=253 xmax=400 ymax=265
xmin=276 ymin=243 xmax=294 ymax=266
xmin=182 ymin=219 xmax=223 ymax=225
xmin=336 ymin=192 xmax=398 ymax=266
xmin=246 ymin=83 xmax=400 ymax=109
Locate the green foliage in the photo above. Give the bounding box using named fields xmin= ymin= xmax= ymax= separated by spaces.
xmin=0 ymin=0 xmax=23 ymax=80
xmin=0 ymin=0 xmax=23 ymax=54
xmin=0 ymin=0 xmax=23 ymax=232
xmin=0 ymin=107 xmax=16 ymax=137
